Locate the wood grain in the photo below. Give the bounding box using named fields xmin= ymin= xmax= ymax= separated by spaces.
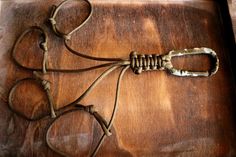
xmin=228 ymin=0 xmax=236 ymax=39
xmin=0 ymin=0 xmax=236 ymax=157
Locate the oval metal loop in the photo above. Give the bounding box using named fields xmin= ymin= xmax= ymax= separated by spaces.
xmin=49 ymin=0 xmax=93 ymax=40
xmin=8 ymin=75 xmax=56 ymax=121
xmin=162 ymin=47 xmax=219 ymax=77
xmin=12 ymin=26 xmax=49 ymax=73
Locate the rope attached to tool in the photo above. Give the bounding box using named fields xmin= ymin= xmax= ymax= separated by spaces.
xmin=8 ymin=0 xmax=219 ymax=156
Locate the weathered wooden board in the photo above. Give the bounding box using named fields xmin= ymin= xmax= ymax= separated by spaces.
xmin=0 ymin=0 xmax=236 ymax=157
xmin=228 ymin=0 xmax=236 ymax=39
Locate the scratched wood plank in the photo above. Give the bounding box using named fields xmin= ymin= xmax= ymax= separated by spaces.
xmin=0 ymin=0 xmax=236 ymax=157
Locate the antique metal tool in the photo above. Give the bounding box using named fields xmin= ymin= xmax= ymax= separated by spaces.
xmin=8 ymin=0 xmax=219 ymax=156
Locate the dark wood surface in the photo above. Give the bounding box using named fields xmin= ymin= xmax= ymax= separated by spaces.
xmin=228 ymin=0 xmax=236 ymax=38
xmin=0 ymin=0 xmax=236 ymax=156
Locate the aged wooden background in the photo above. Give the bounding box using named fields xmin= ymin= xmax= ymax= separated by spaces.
xmin=0 ymin=0 xmax=236 ymax=157
xmin=228 ymin=0 xmax=236 ymax=38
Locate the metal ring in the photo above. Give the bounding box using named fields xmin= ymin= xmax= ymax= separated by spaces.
xmin=12 ymin=26 xmax=48 ymax=73
xmin=8 ymin=77 xmax=53 ymax=121
xmin=49 ymin=0 xmax=93 ymax=40
xmin=162 ymin=47 xmax=219 ymax=77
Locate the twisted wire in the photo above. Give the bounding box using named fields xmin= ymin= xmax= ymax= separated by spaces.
xmin=130 ymin=51 xmax=165 ymax=74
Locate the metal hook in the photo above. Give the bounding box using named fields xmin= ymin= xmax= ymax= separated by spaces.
xmin=161 ymin=47 xmax=219 ymax=77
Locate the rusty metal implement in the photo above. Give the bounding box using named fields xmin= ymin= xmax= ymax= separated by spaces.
xmin=8 ymin=0 xmax=219 ymax=156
